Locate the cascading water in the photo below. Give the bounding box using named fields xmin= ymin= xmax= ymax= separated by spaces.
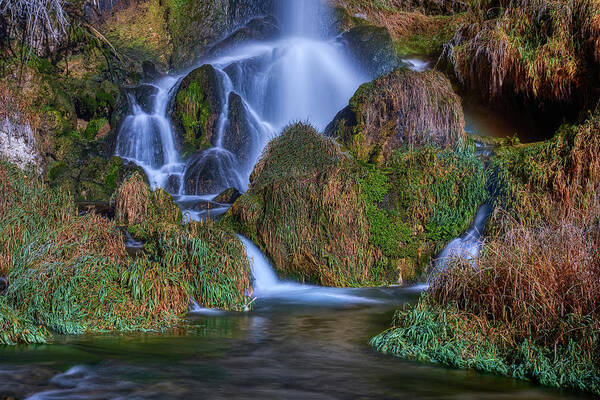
xmin=238 ymin=236 xmax=377 ymax=305
xmin=435 ymin=203 xmax=493 ymax=271
xmin=115 ymin=76 xmax=186 ymax=192
xmin=114 ymin=0 xmax=488 ymax=300
xmin=115 ymin=0 xmax=366 ymax=206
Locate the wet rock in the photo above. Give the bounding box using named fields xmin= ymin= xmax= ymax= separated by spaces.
xmin=213 ymin=187 xmax=242 ymax=204
xmin=77 ymin=201 xmax=115 ymax=219
xmin=120 ymin=228 xmax=145 ymax=258
xmin=173 ymin=65 xmax=223 ymax=155
xmin=325 ymin=68 xmax=465 ymax=163
xmin=0 ymin=277 xmax=7 ymax=295
xmin=130 ymin=84 xmax=159 ymax=114
xmin=169 ymin=0 xmax=275 ymax=68
xmin=190 ymin=200 xmax=226 ymax=212
xmin=222 ymin=93 xmax=260 ymax=170
xmin=337 ymin=25 xmax=401 ymax=78
xmin=142 ymin=60 xmax=163 ymax=81
xmin=183 ymin=149 xmax=244 ymax=195
xmin=165 ymin=174 xmax=182 ymax=194
xmin=208 ymin=15 xmax=280 ymax=56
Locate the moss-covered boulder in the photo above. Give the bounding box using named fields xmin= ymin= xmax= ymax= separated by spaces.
xmin=359 ymin=146 xmax=488 ymax=275
xmin=226 ymin=123 xmax=487 ymax=286
xmin=174 ymin=64 xmax=223 ymax=156
xmin=325 ymin=67 xmax=465 ymax=164
xmin=338 ymin=25 xmax=401 ymax=78
xmin=225 ymin=123 xmax=385 ymax=286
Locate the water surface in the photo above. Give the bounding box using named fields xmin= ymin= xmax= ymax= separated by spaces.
xmin=0 ymin=288 xmax=590 ymax=399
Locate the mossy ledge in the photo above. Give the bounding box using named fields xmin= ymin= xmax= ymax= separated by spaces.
xmin=0 ymin=163 xmax=251 ymax=344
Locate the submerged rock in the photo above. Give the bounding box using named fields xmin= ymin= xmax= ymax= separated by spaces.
xmin=173 ymin=64 xmax=223 ymax=156
xmin=337 ymin=25 xmax=401 ymax=78
xmin=213 ymin=187 xmax=242 ymax=204
xmin=325 ymin=67 xmax=465 ymax=163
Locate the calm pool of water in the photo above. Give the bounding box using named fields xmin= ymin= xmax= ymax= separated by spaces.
xmin=0 ymin=286 xmax=591 ymax=399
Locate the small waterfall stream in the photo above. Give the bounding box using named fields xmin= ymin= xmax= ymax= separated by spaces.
xmin=238 ymin=236 xmax=377 ymax=305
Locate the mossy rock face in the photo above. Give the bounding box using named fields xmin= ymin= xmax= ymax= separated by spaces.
xmin=48 ymin=156 xmax=144 ymax=204
xmin=174 ymin=64 xmax=223 ymax=156
xmin=359 ymin=146 xmax=488 ymax=276
xmin=338 ymin=25 xmax=401 ymax=78
xmin=226 ymin=123 xmax=388 ymax=287
xmin=325 ymin=67 xmax=465 ymax=164
xmin=167 ymin=0 xmax=274 ymax=68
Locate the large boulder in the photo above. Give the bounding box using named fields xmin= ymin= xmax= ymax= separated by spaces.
xmin=337 ymin=25 xmax=401 ymax=78
xmin=173 ymin=65 xmax=223 ymax=156
xmin=225 ymin=123 xmax=387 ymax=286
xmin=325 ymin=67 xmax=465 ymax=164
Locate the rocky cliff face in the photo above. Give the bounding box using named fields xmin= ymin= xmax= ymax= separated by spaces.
xmin=0 ymin=117 xmax=42 ymax=174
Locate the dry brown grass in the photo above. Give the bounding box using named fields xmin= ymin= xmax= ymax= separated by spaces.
xmin=228 ymin=123 xmax=386 ymax=286
xmin=429 ymin=111 xmax=600 ymax=360
xmin=444 ymin=0 xmax=600 ymax=103
xmin=327 ymin=68 xmax=465 ymax=163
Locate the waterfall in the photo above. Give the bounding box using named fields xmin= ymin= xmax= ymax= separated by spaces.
xmin=115 ymin=76 xmax=186 ymax=192
xmin=238 ymin=236 xmax=377 ymax=304
xmin=435 ymin=204 xmax=493 ymax=270
xmin=115 ymin=0 xmax=366 ymax=204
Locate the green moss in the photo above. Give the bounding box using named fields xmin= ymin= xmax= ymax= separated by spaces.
xmin=176 ymin=80 xmax=213 ymax=154
xmin=359 ymin=146 xmax=488 ymax=275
